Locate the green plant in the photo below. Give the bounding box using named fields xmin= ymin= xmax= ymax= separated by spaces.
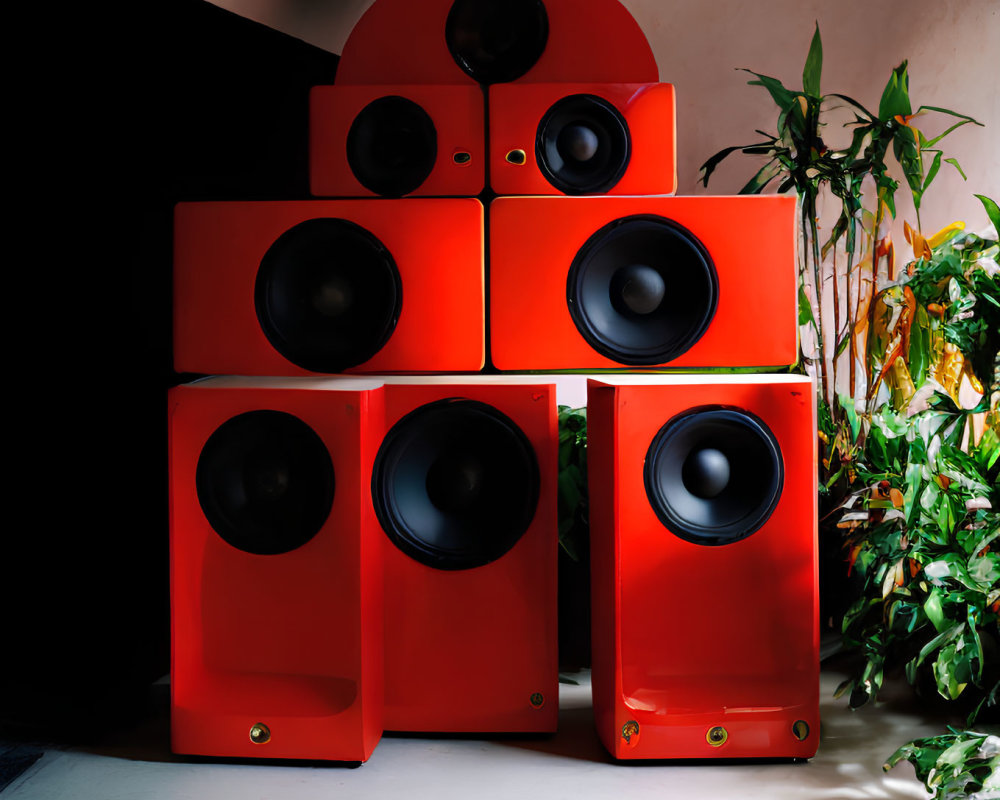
xmin=700 ymin=25 xmax=997 ymax=799
xmin=700 ymin=24 xmax=981 ymax=429
xmin=557 ymin=405 xmax=588 ymax=561
xmin=885 ymin=727 xmax=999 ymax=800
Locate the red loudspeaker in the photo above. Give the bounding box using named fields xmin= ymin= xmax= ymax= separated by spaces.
xmin=335 ymin=0 xmax=657 ymax=86
xmin=173 ymin=199 xmax=484 ymax=375
xmin=375 ymin=382 xmax=558 ymax=732
xmin=587 ymin=375 xmax=819 ymax=760
xmin=169 ymin=377 xmax=385 ymax=761
xmin=490 ymin=196 xmax=798 ymax=371
xmin=489 ymin=83 xmax=676 ymax=196
xmin=309 ymin=84 xmax=485 ymax=198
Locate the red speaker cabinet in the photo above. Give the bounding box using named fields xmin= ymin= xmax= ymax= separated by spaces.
xmin=490 ymin=196 xmax=798 ymax=371
xmin=309 ymin=84 xmax=485 ymax=198
xmin=587 ymin=375 xmax=819 ymax=760
xmin=489 ymin=82 xmax=676 ymax=196
xmin=169 ymin=376 xmax=386 ymax=761
xmin=335 ymin=0 xmax=657 ymax=86
xmin=374 ymin=381 xmax=559 ymax=732
xmin=173 ymin=199 xmax=485 ymax=375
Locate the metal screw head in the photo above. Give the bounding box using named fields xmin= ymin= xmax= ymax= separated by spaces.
xmin=249 ymin=722 xmax=271 ymax=744
xmin=792 ymin=720 xmax=810 ymax=741
xmin=706 ymin=726 xmax=728 ymax=747
xmin=506 ymin=149 xmax=527 ymax=165
xmin=529 ymin=692 xmax=545 ymax=708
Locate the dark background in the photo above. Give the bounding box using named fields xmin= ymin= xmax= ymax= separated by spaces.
xmin=2 ymin=0 xmax=339 ymax=737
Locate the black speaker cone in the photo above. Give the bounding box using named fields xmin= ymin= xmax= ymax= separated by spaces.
xmin=255 ymin=217 xmax=402 ymax=373
xmin=196 ymin=410 xmax=335 ymax=555
xmin=372 ymin=398 xmax=540 ymax=570
xmin=567 ymin=215 xmax=718 ymax=365
xmin=346 ymin=95 xmax=437 ymax=197
xmin=536 ymin=94 xmax=630 ymax=195
xmin=445 ymin=0 xmax=548 ymax=84
xmin=644 ymin=407 xmax=783 ymax=546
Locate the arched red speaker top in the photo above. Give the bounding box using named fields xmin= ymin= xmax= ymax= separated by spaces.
xmin=335 ymin=0 xmax=658 ymax=85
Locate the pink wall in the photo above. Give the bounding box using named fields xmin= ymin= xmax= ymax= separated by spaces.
xmin=210 ymin=0 xmax=999 ymax=240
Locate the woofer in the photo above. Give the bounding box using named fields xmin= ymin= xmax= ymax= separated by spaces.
xmin=372 ymin=398 xmax=539 ymax=570
xmin=346 ymin=96 xmax=437 ymax=197
xmin=445 ymin=0 xmax=548 ymax=84
xmin=196 ymin=410 xmax=335 ymax=555
xmin=567 ymin=215 xmax=718 ymax=365
xmin=254 ymin=218 xmax=402 ymax=373
xmin=643 ymin=407 xmax=783 ymax=546
xmin=536 ymin=94 xmax=630 ymax=194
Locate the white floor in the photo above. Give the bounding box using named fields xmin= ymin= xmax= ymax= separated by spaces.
xmin=4 ymin=666 xmax=956 ymax=800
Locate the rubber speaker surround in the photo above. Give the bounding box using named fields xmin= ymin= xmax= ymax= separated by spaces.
xmin=445 ymin=0 xmax=548 ymax=84
xmin=566 ymin=215 xmax=718 ymax=365
xmin=195 ymin=410 xmax=335 ymax=555
xmin=346 ymin=95 xmax=437 ymax=197
xmin=255 ymin=217 xmax=402 ymax=374
xmin=536 ymin=94 xmax=630 ymax=195
xmin=372 ymin=398 xmax=540 ymax=570
xmin=643 ymin=407 xmax=783 ymax=546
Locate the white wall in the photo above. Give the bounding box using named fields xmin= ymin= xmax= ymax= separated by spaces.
xmin=208 ymin=0 xmax=999 ymax=241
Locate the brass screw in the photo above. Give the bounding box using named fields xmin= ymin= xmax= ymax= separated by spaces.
xmin=506 ymin=149 xmax=527 ymax=165
xmin=792 ymin=720 xmax=810 ymax=741
xmin=249 ymin=722 xmax=271 ymax=744
xmin=706 ymin=726 xmax=728 ymax=747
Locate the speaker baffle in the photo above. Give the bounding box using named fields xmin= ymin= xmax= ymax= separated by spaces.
xmin=372 ymin=399 xmax=540 ymax=570
xmin=346 ymin=96 xmax=437 ymax=197
xmin=255 ymin=218 xmax=402 ymax=374
xmin=196 ymin=410 xmax=335 ymax=555
xmin=566 ymin=215 xmax=718 ymax=365
xmin=536 ymin=94 xmax=630 ymax=195
xmin=643 ymin=407 xmax=783 ymax=546
xmin=446 ymin=0 xmax=548 ymax=84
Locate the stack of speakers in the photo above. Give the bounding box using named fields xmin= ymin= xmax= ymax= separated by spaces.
xmin=169 ymin=0 xmax=819 ymax=764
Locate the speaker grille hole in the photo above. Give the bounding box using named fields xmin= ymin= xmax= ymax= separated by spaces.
xmin=255 ymin=218 xmax=402 ymax=374
xmin=536 ymin=94 xmax=630 ymax=195
xmin=446 ymin=0 xmax=548 ymax=84
xmin=372 ymin=398 xmax=539 ymax=570
xmin=196 ymin=410 xmax=335 ymax=555
xmin=644 ymin=407 xmax=783 ymax=546
xmin=346 ymin=95 xmax=437 ymax=197
xmin=567 ymin=215 xmax=718 ymax=365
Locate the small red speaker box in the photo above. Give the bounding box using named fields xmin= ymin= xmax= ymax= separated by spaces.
xmin=309 ymin=84 xmax=485 ymax=198
xmin=374 ymin=381 xmax=559 ymax=732
xmin=335 ymin=0 xmax=657 ymax=86
xmin=489 ymin=82 xmax=676 ymax=196
xmin=490 ymin=196 xmax=798 ymax=371
xmin=173 ymin=199 xmax=485 ymax=375
xmin=169 ymin=376 xmax=385 ymax=761
xmin=587 ymin=375 xmax=819 ymax=760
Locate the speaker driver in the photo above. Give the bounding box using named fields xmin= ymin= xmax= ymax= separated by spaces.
xmin=255 ymin=218 xmax=402 ymax=373
xmin=536 ymin=94 xmax=630 ymax=195
xmin=372 ymin=399 xmax=540 ymax=570
xmin=643 ymin=407 xmax=783 ymax=546
xmin=346 ymin=96 xmax=437 ymax=197
xmin=566 ymin=215 xmax=718 ymax=365
xmin=196 ymin=410 xmax=335 ymax=555
xmin=446 ymin=0 xmax=548 ymax=84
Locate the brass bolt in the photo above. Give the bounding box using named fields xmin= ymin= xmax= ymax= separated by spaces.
xmin=249 ymin=722 xmax=271 ymax=744
xmin=706 ymin=726 xmax=728 ymax=747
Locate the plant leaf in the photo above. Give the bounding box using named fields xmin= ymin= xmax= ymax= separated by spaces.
xmin=802 ymin=23 xmax=823 ymax=97
xmin=974 ymin=194 xmax=1000 ymax=233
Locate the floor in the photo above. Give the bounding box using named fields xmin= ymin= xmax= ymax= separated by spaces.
xmin=3 ymin=665 xmax=956 ymax=800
